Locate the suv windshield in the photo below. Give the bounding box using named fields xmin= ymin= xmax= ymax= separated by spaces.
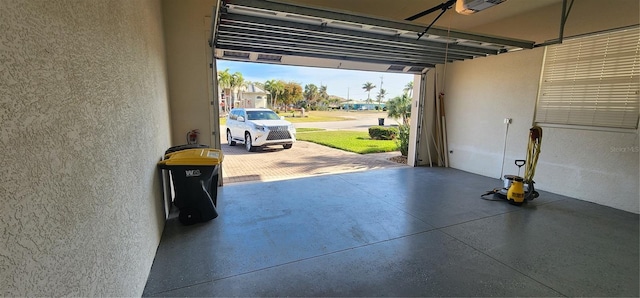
xmin=246 ymin=110 xmax=280 ymax=120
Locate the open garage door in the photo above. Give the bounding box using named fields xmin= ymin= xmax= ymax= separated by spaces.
xmin=208 ymin=0 xmax=535 ymax=168
xmin=212 ymin=0 xmax=534 ymax=72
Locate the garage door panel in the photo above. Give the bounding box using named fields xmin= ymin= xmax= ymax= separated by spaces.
xmin=213 ymin=0 xmax=534 ymax=73
xmin=217 ymin=33 xmax=473 ymax=65
xmin=217 ymin=44 xmax=437 ymax=69
xmin=218 ymin=25 xmax=478 ymax=62
xmin=220 ymin=0 xmax=534 ymax=50
xmin=219 ymin=13 xmax=502 ymax=58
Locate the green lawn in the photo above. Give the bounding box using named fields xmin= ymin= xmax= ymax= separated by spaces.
xmin=296 ymin=130 xmax=398 ymax=154
xmin=296 ymin=128 xmax=326 ymax=132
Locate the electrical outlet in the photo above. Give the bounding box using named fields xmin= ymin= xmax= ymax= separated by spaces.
xmin=504 ymin=118 xmax=512 ymax=124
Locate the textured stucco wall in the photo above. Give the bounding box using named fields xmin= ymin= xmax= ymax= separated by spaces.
xmin=442 ymin=1 xmax=640 ymax=213
xmin=0 ymin=0 xmax=171 ymax=296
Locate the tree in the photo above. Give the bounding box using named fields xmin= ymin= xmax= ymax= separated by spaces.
xmin=396 ymin=124 xmax=410 ymax=157
xmin=318 ymin=85 xmax=329 ymax=107
xmin=362 ymin=82 xmax=376 ymax=104
xmin=404 ymin=81 xmax=414 ymax=97
xmin=388 ymin=93 xmax=411 ymax=155
xmin=304 ymin=84 xmax=319 ymax=109
xmin=218 ymin=69 xmax=233 ymax=111
xmin=281 ymin=81 xmax=303 ymax=108
xmin=319 ymin=85 xmax=328 ymax=100
xmin=316 ymin=85 xmax=330 ymax=110
xmin=230 ymin=72 xmax=245 ymax=105
xmin=328 ymin=96 xmax=342 ymax=108
xmin=387 ymin=93 xmax=411 ymax=125
xmin=264 ymin=79 xmax=285 ymax=108
xmin=376 ymin=88 xmax=387 ymax=109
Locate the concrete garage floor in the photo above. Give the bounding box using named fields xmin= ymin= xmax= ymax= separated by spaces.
xmin=143 ymin=167 xmax=639 ymax=297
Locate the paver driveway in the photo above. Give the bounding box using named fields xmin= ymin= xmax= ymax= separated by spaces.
xmin=220 ymin=138 xmax=407 ymax=184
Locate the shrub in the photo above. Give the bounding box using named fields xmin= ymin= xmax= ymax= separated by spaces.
xmin=368 ymin=126 xmax=398 ymax=140
xmin=396 ymin=124 xmax=410 ymax=156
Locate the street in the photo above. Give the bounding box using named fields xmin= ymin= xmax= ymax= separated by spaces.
xmin=292 ymin=113 xmax=400 ymax=131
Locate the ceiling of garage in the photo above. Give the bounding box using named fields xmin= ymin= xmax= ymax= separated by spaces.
xmin=212 ymin=0 xmax=557 ymax=73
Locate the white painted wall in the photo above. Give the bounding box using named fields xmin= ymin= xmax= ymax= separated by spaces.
xmin=162 ymin=0 xmax=217 ymax=146
xmin=445 ymin=49 xmax=541 ymax=179
xmin=441 ymin=1 xmax=639 ymax=213
xmin=1 ymin=0 xmax=171 ymax=295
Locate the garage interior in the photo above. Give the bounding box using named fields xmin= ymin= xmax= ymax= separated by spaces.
xmin=2 ymin=0 xmax=638 ymax=296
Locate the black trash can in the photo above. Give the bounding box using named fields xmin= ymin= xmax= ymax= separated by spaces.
xmin=378 ymin=118 xmax=385 ymax=126
xmin=165 ymin=143 xmax=209 ymax=155
xmin=158 ymin=148 xmax=224 ymax=225
xmin=163 ymin=143 xmax=211 ymax=206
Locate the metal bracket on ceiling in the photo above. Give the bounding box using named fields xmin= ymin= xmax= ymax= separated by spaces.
xmin=406 ymin=0 xmax=456 ymax=41
xmin=534 ymin=0 xmax=575 ymax=47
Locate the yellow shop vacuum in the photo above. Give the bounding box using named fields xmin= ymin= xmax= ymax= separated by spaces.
xmin=482 ymin=126 xmax=542 ymax=206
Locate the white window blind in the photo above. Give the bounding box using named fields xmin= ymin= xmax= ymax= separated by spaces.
xmin=535 ymin=26 xmax=640 ymax=129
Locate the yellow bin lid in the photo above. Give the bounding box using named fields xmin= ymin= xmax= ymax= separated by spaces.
xmin=158 ymin=148 xmax=224 ymax=166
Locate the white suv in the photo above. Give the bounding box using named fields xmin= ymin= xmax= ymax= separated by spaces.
xmin=226 ymin=108 xmax=296 ymax=152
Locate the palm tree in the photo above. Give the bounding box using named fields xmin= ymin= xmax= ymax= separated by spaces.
xmin=387 ymin=93 xmax=411 ymax=125
xmin=319 ymin=85 xmax=328 ymax=101
xmin=264 ymin=79 xmax=284 ymax=109
xmin=388 ymin=93 xmax=411 ymax=156
xmin=376 ymin=88 xmax=387 ymax=109
xmin=304 ymin=84 xmax=319 ymax=108
xmin=217 ymin=69 xmax=233 ymax=111
xmin=317 ymin=85 xmax=329 ymax=109
xmin=230 ymin=72 xmax=245 ymax=106
xmin=404 ymin=81 xmax=414 ymax=97
xmin=362 ymin=82 xmax=376 ymax=104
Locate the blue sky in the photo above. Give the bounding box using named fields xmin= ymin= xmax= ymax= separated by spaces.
xmin=217 ymin=60 xmax=414 ymax=101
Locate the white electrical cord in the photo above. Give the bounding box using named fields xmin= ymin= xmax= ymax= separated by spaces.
xmin=499 ymin=121 xmax=510 ymax=179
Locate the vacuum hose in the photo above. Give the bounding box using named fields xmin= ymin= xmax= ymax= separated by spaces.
xmin=524 ymin=126 xmax=542 ymax=184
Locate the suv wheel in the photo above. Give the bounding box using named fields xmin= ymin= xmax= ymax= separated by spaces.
xmin=245 ymin=132 xmax=257 ymax=152
xmin=227 ymin=130 xmax=236 ymax=146
xmin=283 ymin=144 xmax=293 ymax=149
